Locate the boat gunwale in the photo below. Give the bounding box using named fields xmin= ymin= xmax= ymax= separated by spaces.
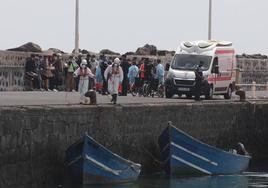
xmin=83 ymin=133 xmax=141 ymax=168
xmin=168 ymin=125 xmax=251 ymax=160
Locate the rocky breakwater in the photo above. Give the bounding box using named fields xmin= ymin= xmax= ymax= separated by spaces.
xmin=0 ymin=101 xmax=268 ymax=187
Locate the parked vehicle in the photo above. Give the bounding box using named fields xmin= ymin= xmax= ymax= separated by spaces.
xmin=66 ymin=133 xmax=141 ymax=184
xmin=158 ymin=122 xmax=251 ymax=175
xmin=165 ymin=40 xmax=236 ymax=99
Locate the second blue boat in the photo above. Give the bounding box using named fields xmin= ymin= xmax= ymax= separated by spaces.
xmin=158 ymin=122 xmax=251 ymax=175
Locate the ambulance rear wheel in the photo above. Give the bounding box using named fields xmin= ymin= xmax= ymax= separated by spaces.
xmin=224 ymin=86 xmax=232 ymax=99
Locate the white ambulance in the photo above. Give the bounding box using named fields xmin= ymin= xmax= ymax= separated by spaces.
xmin=165 ymin=40 xmax=236 ymax=99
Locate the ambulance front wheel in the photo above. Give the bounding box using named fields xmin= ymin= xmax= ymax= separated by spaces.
xmin=186 ymin=94 xmax=192 ymax=99
xmin=205 ymin=85 xmax=213 ymax=100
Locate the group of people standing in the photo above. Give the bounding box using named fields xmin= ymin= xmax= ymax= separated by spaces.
xmin=67 ymin=54 xmax=124 ymax=104
xmin=24 ymin=53 xmax=166 ymax=104
xmin=74 ymin=54 xmax=166 ymax=104
xmin=24 ymin=53 xmax=64 ymax=91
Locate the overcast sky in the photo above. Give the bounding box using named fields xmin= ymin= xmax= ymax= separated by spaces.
xmin=0 ymin=0 xmax=267 ymax=55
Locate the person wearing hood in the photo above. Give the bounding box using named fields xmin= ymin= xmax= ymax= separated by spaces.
xmin=74 ymin=59 xmax=94 ymax=104
xmin=104 ymin=58 xmax=124 ymax=104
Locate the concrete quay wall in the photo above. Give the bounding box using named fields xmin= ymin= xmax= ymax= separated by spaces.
xmin=0 ymin=102 xmax=268 ymax=187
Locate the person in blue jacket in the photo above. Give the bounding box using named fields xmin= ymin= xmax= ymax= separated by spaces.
xmin=128 ymin=60 xmax=139 ymax=87
xmin=155 ymin=59 xmax=165 ymax=85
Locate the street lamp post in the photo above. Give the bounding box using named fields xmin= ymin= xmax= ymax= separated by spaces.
xmin=208 ymin=0 xmax=212 ymax=40
xmin=75 ymin=0 xmax=79 ymax=55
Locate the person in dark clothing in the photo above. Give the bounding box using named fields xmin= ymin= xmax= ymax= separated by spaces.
xmin=35 ymin=55 xmax=44 ymax=90
xmin=51 ymin=53 xmax=63 ymax=91
xmin=120 ymin=55 xmax=130 ymax=96
xmin=76 ymin=54 xmax=82 ymax=67
xmin=144 ymin=58 xmax=153 ymax=82
xmin=165 ymin=62 xmax=170 ymax=71
xmin=194 ymin=61 xmax=204 ymax=101
xmin=74 ymin=54 xmax=83 ymax=91
xmin=86 ymin=54 xmax=92 ymax=69
xmin=25 ymin=54 xmax=37 ymax=90
xmin=48 ymin=55 xmax=56 ymax=91
xmin=86 ymin=54 xmax=95 ymax=89
xmin=99 ymin=55 xmax=108 ymax=95
xmin=25 ymin=54 xmax=36 ymax=73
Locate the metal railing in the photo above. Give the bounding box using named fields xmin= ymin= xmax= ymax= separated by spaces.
xmin=236 ymin=81 xmax=268 ymax=99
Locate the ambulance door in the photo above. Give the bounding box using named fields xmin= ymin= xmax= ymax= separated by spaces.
xmin=211 ymin=57 xmax=219 ymax=92
xmin=217 ymin=51 xmax=234 ymax=93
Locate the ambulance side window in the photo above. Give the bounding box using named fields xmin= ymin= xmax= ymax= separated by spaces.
xmin=212 ymin=57 xmax=219 ymax=74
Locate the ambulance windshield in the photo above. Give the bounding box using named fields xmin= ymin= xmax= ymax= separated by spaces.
xmin=171 ymin=54 xmax=212 ymax=71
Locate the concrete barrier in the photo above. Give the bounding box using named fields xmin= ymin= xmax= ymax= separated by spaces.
xmin=0 ymin=101 xmax=267 ymax=187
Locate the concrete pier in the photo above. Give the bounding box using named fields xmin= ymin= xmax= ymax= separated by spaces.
xmin=0 ymin=98 xmax=267 ymax=187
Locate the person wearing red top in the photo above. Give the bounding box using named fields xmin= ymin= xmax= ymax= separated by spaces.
xmin=139 ymin=58 xmax=145 ymax=85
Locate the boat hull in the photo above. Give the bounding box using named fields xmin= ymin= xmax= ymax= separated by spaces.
xmin=66 ymin=134 xmax=141 ymax=184
xmin=158 ymin=125 xmax=250 ymax=175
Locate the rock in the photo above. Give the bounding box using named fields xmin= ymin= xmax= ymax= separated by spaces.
xmin=7 ymin=42 xmax=42 ymax=53
xmin=81 ymin=49 xmax=90 ymax=54
xmin=157 ymin=50 xmax=176 ymax=56
xmin=99 ymin=49 xmax=120 ymax=55
xmin=170 ymin=51 xmax=176 ymax=56
xmin=47 ymin=48 xmax=65 ymax=54
xmin=43 ymin=48 xmax=65 ymax=56
xmin=157 ymin=50 xmax=168 ymax=56
xmin=71 ymin=49 xmax=82 ymax=54
xmin=124 ymin=51 xmax=135 ymax=56
xmin=240 ymin=53 xmax=268 ymax=59
xmin=71 ymin=49 xmax=96 ymax=56
xmin=135 ymin=44 xmax=157 ymax=56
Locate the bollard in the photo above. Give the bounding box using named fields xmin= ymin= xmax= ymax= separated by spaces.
xmin=252 ymin=81 xmax=256 ymax=99
xmin=235 ymin=89 xmax=246 ymax=102
xmin=85 ymin=90 xmax=97 ymax=105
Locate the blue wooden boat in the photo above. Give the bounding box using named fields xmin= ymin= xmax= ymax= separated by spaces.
xmin=158 ymin=122 xmax=251 ymax=175
xmin=66 ymin=134 xmax=141 ymax=184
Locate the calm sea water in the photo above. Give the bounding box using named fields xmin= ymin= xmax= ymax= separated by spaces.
xmin=60 ymin=172 xmax=268 ymax=188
